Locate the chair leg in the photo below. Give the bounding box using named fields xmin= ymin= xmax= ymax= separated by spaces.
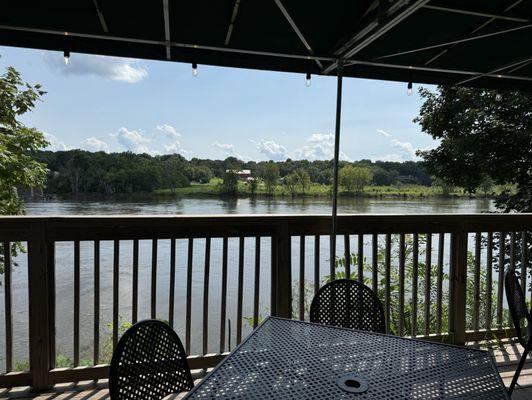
xmin=508 ymin=348 xmax=529 ymax=395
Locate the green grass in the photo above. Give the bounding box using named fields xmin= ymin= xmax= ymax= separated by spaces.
xmin=155 ymin=179 xmax=501 ymax=199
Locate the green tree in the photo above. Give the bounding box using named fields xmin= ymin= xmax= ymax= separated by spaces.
xmin=479 ymin=176 xmax=494 ymax=197
xmin=189 ymin=165 xmax=213 ymax=184
xmin=220 ymin=170 xmax=238 ymax=195
xmin=249 ymin=178 xmax=258 ymax=195
xmin=260 ymin=163 xmax=279 ymax=196
xmin=284 ymin=173 xmax=298 ymax=198
xmin=294 ymin=169 xmax=311 ymax=195
xmin=415 ymin=86 xmax=532 ymax=212
xmin=339 ymin=165 xmax=373 ymax=193
xmin=0 ymin=66 xmax=48 ymax=273
xmin=0 ymin=66 xmax=48 ymax=214
xmin=432 ymin=177 xmax=454 ymax=197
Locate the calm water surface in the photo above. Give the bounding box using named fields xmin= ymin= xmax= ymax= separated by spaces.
xmin=0 ymin=196 xmax=494 ymax=370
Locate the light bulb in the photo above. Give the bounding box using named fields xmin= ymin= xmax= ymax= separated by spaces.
xmin=192 ymin=63 xmax=198 ymax=77
xmin=495 ymin=92 xmax=502 ymax=102
xmin=64 ymin=50 xmax=70 ymax=65
xmin=407 ymin=81 xmax=413 ymax=96
xmin=305 ymin=73 xmax=311 ymax=87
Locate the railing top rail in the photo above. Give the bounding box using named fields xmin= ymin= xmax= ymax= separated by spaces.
xmin=1 ymin=213 xmax=532 ymax=241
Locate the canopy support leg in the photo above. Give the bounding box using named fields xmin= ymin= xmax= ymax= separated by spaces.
xmin=330 ymin=61 xmax=344 ymax=278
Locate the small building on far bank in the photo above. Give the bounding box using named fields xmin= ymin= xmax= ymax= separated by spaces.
xmin=226 ymin=169 xmax=253 ymax=181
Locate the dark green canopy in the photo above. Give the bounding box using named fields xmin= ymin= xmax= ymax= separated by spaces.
xmin=1 ymin=0 xmax=531 ymax=90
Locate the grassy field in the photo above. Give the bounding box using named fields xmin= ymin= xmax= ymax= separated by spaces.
xmin=155 ymin=179 xmax=502 ymax=198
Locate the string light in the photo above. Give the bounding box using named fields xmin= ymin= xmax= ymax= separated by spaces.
xmin=192 ymin=62 xmax=198 ymax=77
xmin=407 ymin=81 xmax=413 ymax=96
xmin=64 ymin=50 xmax=70 ymax=65
xmin=305 ymin=73 xmax=311 ymax=87
xmin=495 ymin=92 xmax=502 ymax=102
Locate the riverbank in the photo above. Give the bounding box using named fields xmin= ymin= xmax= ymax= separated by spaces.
xmin=154 ymin=178 xmax=495 ymax=199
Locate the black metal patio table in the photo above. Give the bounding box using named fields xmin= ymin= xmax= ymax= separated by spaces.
xmin=184 ymin=317 xmax=508 ymax=399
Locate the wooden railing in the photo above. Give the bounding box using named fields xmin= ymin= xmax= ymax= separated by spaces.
xmin=0 ymin=214 xmax=531 ymax=390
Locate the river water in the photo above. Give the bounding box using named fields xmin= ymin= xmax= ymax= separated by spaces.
xmin=0 ymin=195 xmax=493 ymax=371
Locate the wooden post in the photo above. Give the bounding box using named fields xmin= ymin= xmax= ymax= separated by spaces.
xmin=449 ymin=231 xmax=468 ymax=346
xmin=271 ymin=224 xmax=292 ymax=318
xmin=27 ymin=221 xmax=54 ymax=390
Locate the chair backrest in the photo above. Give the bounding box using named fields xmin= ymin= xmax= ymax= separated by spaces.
xmin=310 ymin=279 xmax=386 ymax=333
xmin=109 ymin=319 xmax=194 ymax=400
xmin=505 ymin=269 xmax=532 ymax=349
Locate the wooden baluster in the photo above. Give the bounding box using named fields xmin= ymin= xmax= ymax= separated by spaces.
xmin=169 ymin=239 xmax=176 ymax=329
xmin=449 ymin=231 xmax=468 ymax=346
xmin=220 ymin=237 xmax=228 ymax=353
xmin=473 ymin=232 xmax=481 ymax=331
xmin=497 ymin=232 xmax=505 ymax=328
xmin=398 ymin=234 xmax=406 ymax=336
xmin=74 ymin=240 xmax=80 ymax=366
xmin=93 ymin=240 xmax=100 ymax=365
xmin=132 ymin=239 xmax=139 ymax=324
xmin=271 ymin=225 xmax=292 ymax=318
xmin=372 ymin=234 xmax=378 ymax=294
xmin=314 ymin=235 xmax=320 ymax=294
xmin=236 ymin=237 xmax=244 ymax=344
xmin=412 ymin=234 xmax=419 ymax=337
xmin=384 ymin=234 xmax=391 ymax=334
xmin=486 ymin=232 xmax=493 ymax=331
xmin=186 ymin=238 xmax=193 ymax=354
xmin=203 ymin=238 xmax=211 ymax=354
xmin=253 ymin=237 xmax=260 ymax=329
xmin=344 ymin=234 xmax=350 ymax=278
xmin=358 ymin=234 xmax=364 ymax=283
xmin=436 ymin=234 xmax=444 ymax=335
xmin=27 ymin=222 xmax=54 ymax=389
xmin=3 ymin=242 xmax=12 ymax=372
xmin=299 ymin=236 xmax=306 ymax=320
xmin=423 ymin=233 xmax=432 ymax=336
xmin=112 ymin=240 xmax=119 ymax=349
xmin=151 ymin=239 xmax=157 ymax=319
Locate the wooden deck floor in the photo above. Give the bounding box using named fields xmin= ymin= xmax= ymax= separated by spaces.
xmin=1 ymin=339 xmax=531 ymax=399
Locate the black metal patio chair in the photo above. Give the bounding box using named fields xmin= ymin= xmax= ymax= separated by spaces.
xmin=310 ymin=279 xmax=386 ymax=333
xmin=109 ymin=319 xmax=194 ymax=400
xmin=505 ymin=269 xmax=532 ymax=395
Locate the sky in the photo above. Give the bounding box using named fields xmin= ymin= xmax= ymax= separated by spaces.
xmin=0 ymin=45 xmax=437 ymax=162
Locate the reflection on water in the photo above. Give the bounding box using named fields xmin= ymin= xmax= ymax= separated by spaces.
xmin=24 ymin=194 xmax=494 ymax=215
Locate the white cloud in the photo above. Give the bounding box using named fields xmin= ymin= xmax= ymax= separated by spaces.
xmin=43 ymin=132 xmax=69 ymax=151
xmin=391 ymin=138 xmax=417 ymax=158
xmin=82 ymin=137 xmax=109 ymax=152
xmin=374 ymin=129 xmax=420 ymax=161
xmin=212 ymin=141 xmax=235 ymax=152
xmin=156 ymin=124 xmax=181 ymax=139
xmin=164 ymin=139 xmax=190 ymax=155
xmin=254 ymin=139 xmax=288 ymax=161
xmin=371 ymin=153 xmax=407 ymax=162
xmin=211 ymin=141 xmax=248 ymax=161
xmin=43 ymin=53 xmax=148 ymax=83
xmin=292 ymin=132 xmax=351 ymax=161
xmin=111 ymin=127 xmax=151 ymax=153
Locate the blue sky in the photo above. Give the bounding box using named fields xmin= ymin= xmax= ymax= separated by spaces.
xmin=0 ymin=45 xmax=437 ymax=162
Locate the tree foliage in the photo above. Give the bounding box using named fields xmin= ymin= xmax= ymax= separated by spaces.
xmin=260 ymin=163 xmax=279 ymax=196
xmin=339 ymin=165 xmax=373 ymax=193
xmin=416 ymin=86 xmax=532 ymax=212
xmin=0 ymin=66 xmax=48 ymax=214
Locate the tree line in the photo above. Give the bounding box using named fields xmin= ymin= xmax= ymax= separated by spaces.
xmin=35 ymin=150 xmax=433 ymax=195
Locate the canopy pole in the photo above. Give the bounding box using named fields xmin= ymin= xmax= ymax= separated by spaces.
xmin=330 ymin=61 xmax=344 ymax=278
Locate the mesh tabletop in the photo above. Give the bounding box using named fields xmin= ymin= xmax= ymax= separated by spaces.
xmin=185 ymin=317 xmax=508 ymax=399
